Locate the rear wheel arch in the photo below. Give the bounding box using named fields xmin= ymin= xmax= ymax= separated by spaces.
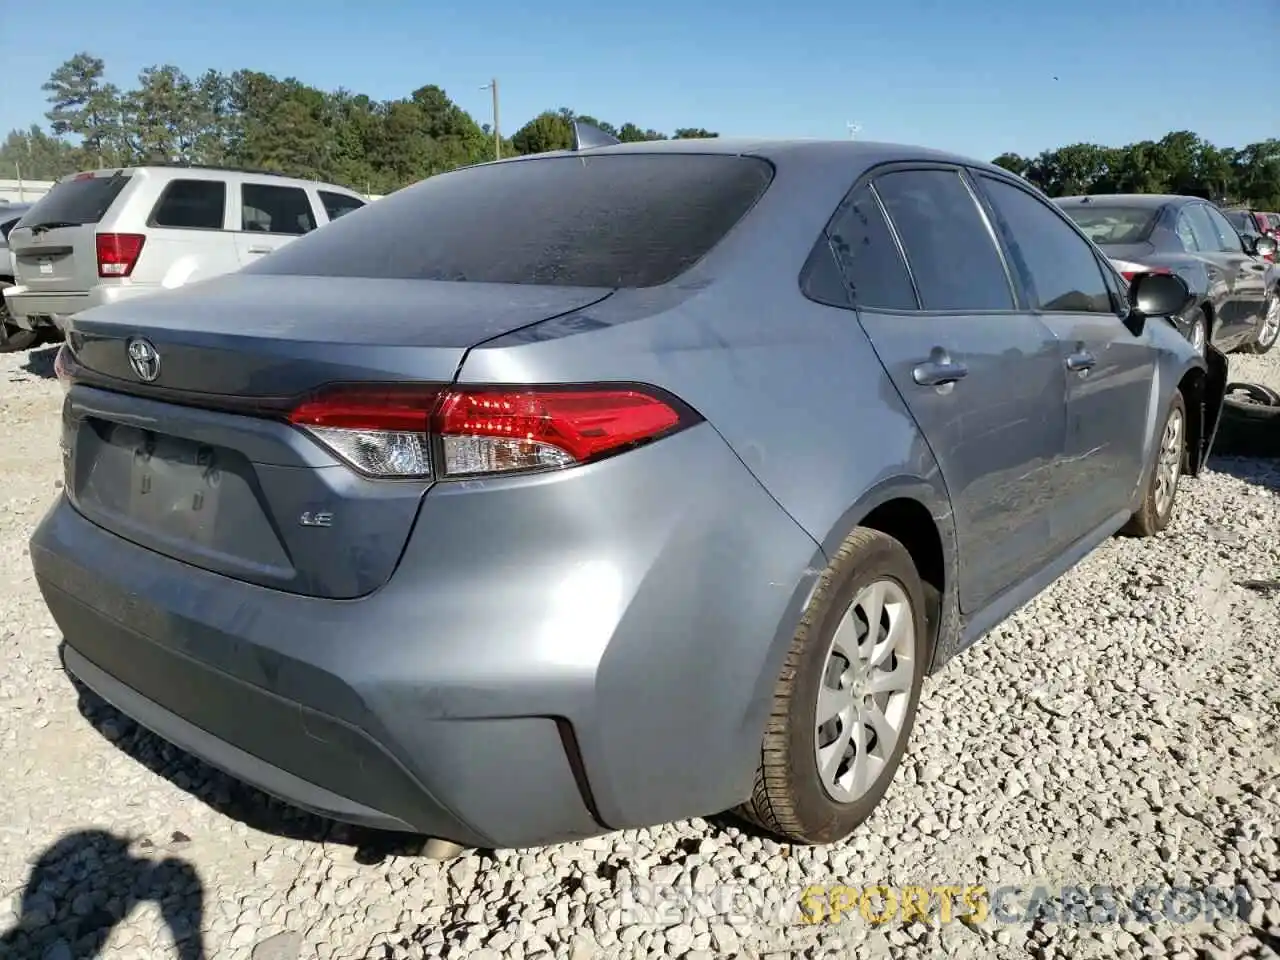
xmin=1174 ymin=348 xmax=1227 ymax=476
xmin=816 ymin=485 xmax=957 ymax=673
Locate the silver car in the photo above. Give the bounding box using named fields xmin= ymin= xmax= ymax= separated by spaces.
xmin=3 ymin=165 xmax=366 ymax=344
xmin=1 ymin=202 xmax=36 ymax=350
xmin=31 ymin=132 xmax=1220 ymax=855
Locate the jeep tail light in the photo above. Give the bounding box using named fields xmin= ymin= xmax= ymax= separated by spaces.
xmin=96 ymin=232 xmax=145 ymax=278
xmin=286 ymin=383 xmax=699 ymax=479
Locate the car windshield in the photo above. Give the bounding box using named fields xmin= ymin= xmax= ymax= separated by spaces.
xmin=1059 ymin=205 xmax=1157 ymax=245
xmin=245 ymin=153 xmax=775 ymax=288
xmin=1225 ymin=210 xmax=1251 ymax=232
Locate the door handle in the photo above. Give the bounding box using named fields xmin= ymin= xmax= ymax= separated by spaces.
xmin=1066 ymin=351 xmax=1096 ymax=372
xmin=247 ymin=246 xmax=272 ymax=255
xmin=912 ymin=360 xmax=969 ymax=387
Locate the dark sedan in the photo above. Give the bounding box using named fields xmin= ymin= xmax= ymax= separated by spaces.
xmin=1056 ymin=194 xmax=1279 ymax=356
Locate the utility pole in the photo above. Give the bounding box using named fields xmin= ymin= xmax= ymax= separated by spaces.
xmin=481 ymin=79 xmax=501 ymax=160
xmin=846 ymin=122 xmax=862 ymax=140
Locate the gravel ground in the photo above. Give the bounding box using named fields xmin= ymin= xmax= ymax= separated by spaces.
xmin=1 ymin=344 xmax=1278 ymax=960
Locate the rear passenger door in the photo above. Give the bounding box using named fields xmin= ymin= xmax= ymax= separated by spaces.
xmin=974 ymin=173 xmax=1155 ymax=548
xmin=233 ymin=182 xmax=318 ymax=265
xmin=138 ymin=178 xmax=239 ymax=287
xmin=838 ymin=165 xmax=1067 ymax=614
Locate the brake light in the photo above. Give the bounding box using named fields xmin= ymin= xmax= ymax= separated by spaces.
xmin=1119 ymin=266 xmax=1172 ymax=283
xmin=287 ymin=383 xmax=698 ymax=479
xmin=96 ymin=233 xmax=145 ymax=278
xmin=54 ymin=344 xmax=73 ymax=393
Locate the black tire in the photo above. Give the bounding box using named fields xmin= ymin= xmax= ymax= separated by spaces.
xmin=1213 ymin=382 xmax=1280 ymax=459
xmin=0 ymin=280 xmax=39 ymax=353
xmin=736 ymin=527 xmax=927 ymax=845
xmin=1244 ymin=291 xmax=1279 ymax=355
xmin=1121 ymin=391 xmax=1187 ymax=537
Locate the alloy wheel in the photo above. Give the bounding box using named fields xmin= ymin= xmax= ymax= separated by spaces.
xmin=1260 ymin=297 xmax=1280 ymax=349
xmin=814 ymin=578 xmax=916 ymax=804
xmin=1154 ymin=405 xmax=1183 ymax=519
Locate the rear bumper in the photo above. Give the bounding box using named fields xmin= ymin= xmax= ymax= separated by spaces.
xmin=31 ymin=424 xmax=822 ymax=849
xmin=4 ymin=284 xmax=157 ymax=330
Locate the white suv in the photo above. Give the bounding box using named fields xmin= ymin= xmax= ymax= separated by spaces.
xmin=1 ymin=165 xmax=366 ymax=347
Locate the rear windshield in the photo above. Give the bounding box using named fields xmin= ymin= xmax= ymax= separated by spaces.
xmin=17 ymin=173 xmax=132 ymax=228
xmin=245 ymin=154 xmax=775 ymax=288
xmin=1059 ymin=205 xmax=1158 ymax=245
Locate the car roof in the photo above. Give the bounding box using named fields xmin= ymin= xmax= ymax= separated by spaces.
xmin=486 ymin=137 xmax=1022 ymax=183
xmin=59 ymin=166 xmax=362 ymax=194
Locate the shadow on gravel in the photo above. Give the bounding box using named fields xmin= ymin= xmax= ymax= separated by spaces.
xmin=1207 ymin=454 xmax=1279 ymax=493
xmin=69 ymin=674 xmax=440 ymax=866
xmin=20 ymin=345 xmax=58 ymax=380
xmin=0 ymin=829 xmax=206 ymax=959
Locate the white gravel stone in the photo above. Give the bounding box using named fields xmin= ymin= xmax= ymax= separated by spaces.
xmin=0 ymin=343 xmax=1277 ymax=960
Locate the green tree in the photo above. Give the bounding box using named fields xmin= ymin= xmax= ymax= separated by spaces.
xmin=41 ymin=52 xmax=124 ymax=166
xmin=673 ymin=128 xmax=719 ymax=139
xmin=511 ymin=111 xmax=574 ymax=154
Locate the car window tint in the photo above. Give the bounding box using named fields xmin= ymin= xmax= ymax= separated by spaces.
xmin=241 ymin=184 xmax=317 ymax=235
xmin=1098 ymin=257 xmax=1128 ymax=314
xmin=1174 ymin=211 xmax=1201 ymax=251
xmin=1204 ymin=205 xmax=1243 ymax=253
xmin=872 ymin=169 xmax=1012 ymax=311
xmin=151 ymin=179 xmax=226 ymax=229
xmin=246 ymin=154 xmax=774 ymax=287
xmin=17 ymin=174 xmax=131 ymax=227
xmin=825 ymin=185 xmax=917 ymax=310
xmin=319 ymin=190 xmax=365 ymax=222
xmin=979 ymin=176 xmax=1112 ymax=313
xmin=1182 ymin=204 xmax=1220 ymax=252
xmin=1059 ymin=205 xmax=1156 ymax=245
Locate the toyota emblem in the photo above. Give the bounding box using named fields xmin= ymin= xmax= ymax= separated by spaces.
xmin=126 ymin=338 xmax=161 ymax=382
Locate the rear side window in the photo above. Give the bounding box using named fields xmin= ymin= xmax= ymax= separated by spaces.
xmin=826 ymin=185 xmax=917 ymax=310
xmin=1204 ymin=205 xmax=1243 ymax=253
xmin=244 ymin=154 xmax=774 ymax=287
xmin=979 ymin=176 xmax=1113 ymax=314
xmin=319 ymin=191 xmax=365 ymax=222
xmin=241 ymin=184 xmax=317 ymax=235
xmin=150 ymin=179 xmax=226 ymax=229
xmin=873 ymin=169 xmax=1013 ymax=311
xmin=17 ymin=174 xmax=131 ymax=227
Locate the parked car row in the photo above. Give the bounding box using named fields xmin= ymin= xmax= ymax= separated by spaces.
xmin=1057 ymin=194 xmax=1279 ymax=356
xmin=31 ymin=128 xmax=1228 ymax=857
xmin=0 ymin=165 xmax=366 ymax=352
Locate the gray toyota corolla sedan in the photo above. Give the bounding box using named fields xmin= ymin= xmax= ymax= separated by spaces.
xmin=31 ymin=129 xmax=1223 ymax=855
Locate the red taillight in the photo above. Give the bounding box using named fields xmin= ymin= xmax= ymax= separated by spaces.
xmin=54 ymin=344 xmax=73 ymax=393
xmin=1120 ymin=266 xmax=1172 ymax=283
xmin=96 ymin=232 xmax=145 ymax=278
xmin=287 ymin=383 xmax=696 ymax=479
xmin=73 ymin=172 xmax=96 ymax=181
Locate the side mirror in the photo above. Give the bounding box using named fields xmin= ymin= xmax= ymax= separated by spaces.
xmin=1241 ymin=234 xmax=1258 ymax=256
xmin=1256 ymin=234 xmax=1277 ymax=258
xmin=1129 ymin=271 xmax=1192 ymax=322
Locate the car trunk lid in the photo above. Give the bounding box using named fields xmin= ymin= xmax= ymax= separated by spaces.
xmin=59 ymin=273 xmax=613 ymax=599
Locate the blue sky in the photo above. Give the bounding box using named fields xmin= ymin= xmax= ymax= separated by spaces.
xmin=2 ymin=0 xmax=1278 ymax=162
